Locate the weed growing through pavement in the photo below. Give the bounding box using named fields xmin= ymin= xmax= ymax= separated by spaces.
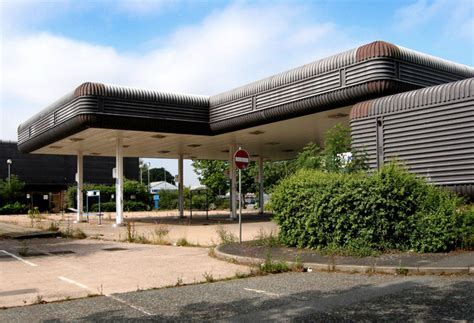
xmin=175 ymin=277 xmax=184 ymax=287
xmin=251 ymin=229 xmax=281 ymax=247
xmin=48 ymin=221 xmax=60 ymax=232
xmin=208 ymin=247 xmax=216 ymax=257
xmin=259 ymin=253 xmax=299 ymax=274
xmin=62 ymin=227 xmax=87 ymax=239
xmin=152 ymin=224 xmax=170 ymax=245
xmin=18 ymin=241 xmax=29 ymax=257
xmin=203 ymin=272 xmax=215 ymax=282
xmin=216 ymin=225 xmax=238 ymax=245
xmin=125 ymin=222 xmax=137 ymax=242
xmin=176 ymin=237 xmax=191 ymax=247
xmin=27 ymin=207 xmax=41 ymax=228
xmin=33 ymin=295 xmax=46 ymax=305
xmin=97 ymin=284 xmax=104 ymax=296
xmin=396 ymin=260 xmax=409 ymax=275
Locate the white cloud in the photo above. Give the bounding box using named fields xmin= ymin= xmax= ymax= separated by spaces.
xmin=0 ymin=2 xmax=363 ymax=184
xmin=394 ymin=0 xmax=474 ymax=42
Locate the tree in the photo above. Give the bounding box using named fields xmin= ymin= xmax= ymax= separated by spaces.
xmin=191 ymin=124 xmax=367 ymax=201
xmin=0 ymin=175 xmax=25 ymax=206
xmin=140 ymin=166 xmax=175 ymax=185
xmin=192 ymin=160 xmax=229 ymax=200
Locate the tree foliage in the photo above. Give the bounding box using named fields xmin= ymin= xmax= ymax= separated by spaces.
xmin=139 ymin=164 xmax=175 ymax=185
xmin=191 ymin=124 xmax=367 ymax=198
xmin=0 ymin=175 xmax=25 ymax=206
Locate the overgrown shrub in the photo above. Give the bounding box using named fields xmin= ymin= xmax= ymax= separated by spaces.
xmin=0 ymin=201 xmax=28 ymax=215
xmin=66 ymin=179 xmax=150 ymax=210
xmin=90 ymin=201 xmax=150 ymax=212
xmin=271 ymin=163 xmax=472 ymax=253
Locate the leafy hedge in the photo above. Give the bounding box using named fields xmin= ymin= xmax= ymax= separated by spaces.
xmin=271 ymin=164 xmax=473 ymax=253
xmin=157 ymin=189 xmax=210 ymax=210
xmin=0 ymin=202 xmax=29 ymax=215
xmin=66 ymin=179 xmax=150 ymax=211
xmin=90 ymin=201 xmax=150 ymax=212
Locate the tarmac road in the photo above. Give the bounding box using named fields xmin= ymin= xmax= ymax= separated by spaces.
xmin=1 ymin=271 xmax=472 ymax=322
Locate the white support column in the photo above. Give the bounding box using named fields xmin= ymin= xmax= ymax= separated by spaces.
xmin=229 ymin=145 xmax=237 ymax=219
xmin=115 ymin=137 xmax=124 ymax=226
xmin=258 ymin=156 xmax=264 ymax=215
xmin=178 ymin=154 xmax=184 ymax=218
xmin=76 ymin=152 xmax=84 ymax=222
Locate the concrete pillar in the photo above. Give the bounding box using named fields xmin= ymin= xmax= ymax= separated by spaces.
xmin=229 ymin=145 xmax=237 ymax=219
xmin=178 ymin=154 xmax=184 ymax=218
xmin=258 ymin=156 xmax=264 ymax=215
xmin=115 ymin=137 xmax=124 ymax=226
xmin=76 ymin=152 xmax=83 ymax=222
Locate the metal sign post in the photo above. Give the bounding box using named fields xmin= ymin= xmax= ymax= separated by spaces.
xmin=234 ymin=147 xmax=250 ymax=244
xmin=86 ymin=190 xmax=101 ymax=224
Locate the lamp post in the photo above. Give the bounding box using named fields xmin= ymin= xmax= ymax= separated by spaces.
xmin=163 ymin=167 xmax=166 ymax=183
xmin=6 ymin=159 xmax=12 ymax=184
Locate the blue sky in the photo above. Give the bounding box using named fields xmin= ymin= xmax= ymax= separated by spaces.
xmin=1 ymin=0 xmax=473 ymax=185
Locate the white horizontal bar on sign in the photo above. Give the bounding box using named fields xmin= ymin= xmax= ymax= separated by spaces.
xmin=235 ymin=157 xmax=249 ymax=163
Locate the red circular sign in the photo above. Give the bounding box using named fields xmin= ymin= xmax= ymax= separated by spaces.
xmin=234 ymin=149 xmax=250 ymax=170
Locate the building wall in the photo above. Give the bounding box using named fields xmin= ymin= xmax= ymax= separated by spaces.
xmin=350 ymin=78 xmax=474 ymax=200
xmin=0 ymin=141 xmax=139 ymax=188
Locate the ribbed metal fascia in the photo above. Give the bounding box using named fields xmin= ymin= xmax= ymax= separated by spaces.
xmin=350 ymin=78 xmax=474 ymax=199
xmin=210 ymin=48 xmax=357 ymax=106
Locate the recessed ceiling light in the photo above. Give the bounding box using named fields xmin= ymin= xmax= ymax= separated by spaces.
xmin=69 ymin=137 xmax=84 ymax=142
xmin=49 ymin=145 xmax=63 ymax=149
xmin=282 ymin=149 xmax=294 ymax=153
xmin=158 ymin=150 xmax=170 ymax=154
xmin=187 ymin=144 xmax=202 ymax=148
xmin=221 ymin=149 xmax=230 ymax=153
xmin=251 ymin=154 xmax=259 ymax=157
xmin=264 ymin=142 xmax=279 ymax=145
xmin=90 ymin=152 xmax=101 ymax=156
xmin=249 ymin=130 xmax=265 ymax=135
xmin=151 ymin=134 xmax=167 ymax=139
xmin=123 ymin=145 xmax=130 ymax=148
xmin=188 ymin=156 xmax=197 ymax=159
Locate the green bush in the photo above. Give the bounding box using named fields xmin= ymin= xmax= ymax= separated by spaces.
xmin=0 ymin=202 xmax=29 ymax=215
xmin=90 ymin=201 xmax=150 ymax=212
xmin=66 ymin=179 xmax=150 ymax=210
xmin=214 ymin=197 xmax=229 ymax=210
xmin=271 ymin=163 xmax=472 ymax=253
xmin=157 ymin=190 xmax=179 ymax=210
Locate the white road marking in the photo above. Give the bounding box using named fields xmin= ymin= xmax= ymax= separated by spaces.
xmin=244 ymin=288 xmax=281 ymax=297
xmin=105 ymin=294 xmax=154 ymax=316
xmin=58 ymin=276 xmax=153 ymax=316
xmin=58 ymin=276 xmax=89 ymax=290
xmin=1 ymin=250 xmax=38 ymax=267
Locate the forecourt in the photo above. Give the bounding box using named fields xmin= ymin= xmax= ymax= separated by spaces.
xmin=17 ymin=41 xmax=474 ymax=225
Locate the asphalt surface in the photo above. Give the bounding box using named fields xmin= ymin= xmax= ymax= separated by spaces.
xmin=219 ymin=243 xmax=474 ymax=268
xmin=1 ymin=272 xmax=472 ymax=322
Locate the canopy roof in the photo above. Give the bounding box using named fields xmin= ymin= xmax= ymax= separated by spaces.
xmin=17 ymin=41 xmax=474 ymax=161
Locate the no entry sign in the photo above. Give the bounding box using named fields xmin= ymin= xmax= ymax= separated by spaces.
xmin=234 ymin=149 xmax=250 ymax=170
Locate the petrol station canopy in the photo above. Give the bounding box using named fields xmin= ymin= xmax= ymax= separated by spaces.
xmin=17 ymin=41 xmax=474 ymax=161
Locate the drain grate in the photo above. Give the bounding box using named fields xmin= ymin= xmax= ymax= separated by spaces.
xmin=102 ymin=247 xmax=128 ymax=252
xmin=50 ymin=250 xmax=75 ymax=255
